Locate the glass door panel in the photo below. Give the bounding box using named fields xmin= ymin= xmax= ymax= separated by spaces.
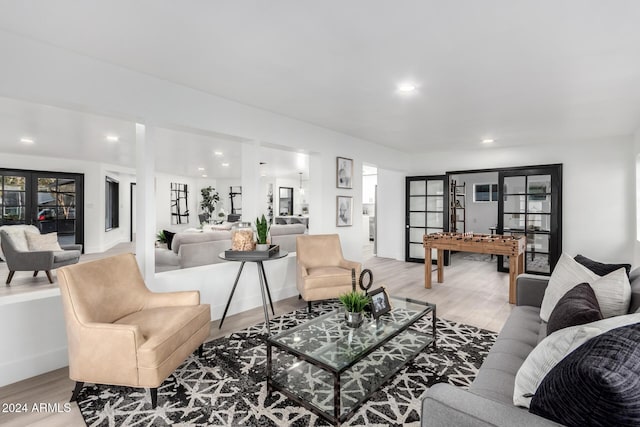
xmin=528 ymin=195 xmax=551 ymax=214
xmin=504 ymin=176 xmax=526 ymax=194
xmin=504 ymin=195 xmax=526 ymax=213
xmin=1 ymin=174 xmax=29 ymax=225
xmin=33 ymin=176 xmax=79 ymax=246
xmin=409 ymin=196 xmax=426 ymax=211
xmin=498 ymin=166 xmax=561 ymax=275
xmin=0 ymin=169 xmax=83 ymax=248
xmin=427 ymin=180 xmax=444 ymax=195
xmin=406 ymin=175 xmax=448 ymax=263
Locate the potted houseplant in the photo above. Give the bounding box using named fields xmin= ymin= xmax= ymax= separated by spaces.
xmin=217 ymin=207 xmax=226 ymax=223
xmin=255 ymin=214 xmax=270 ymax=251
xmin=200 ymin=186 xmax=220 ymax=223
xmin=339 ymin=290 xmax=370 ymax=328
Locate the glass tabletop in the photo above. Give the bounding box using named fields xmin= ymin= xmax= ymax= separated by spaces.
xmin=268 ymin=297 xmax=434 ymax=372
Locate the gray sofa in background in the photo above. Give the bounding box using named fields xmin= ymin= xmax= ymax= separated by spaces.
xmin=421 ymin=270 xmax=640 ymax=426
xmin=156 ymin=223 xmax=306 ymax=271
xmin=270 ymin=223 xmax=306 ymax=252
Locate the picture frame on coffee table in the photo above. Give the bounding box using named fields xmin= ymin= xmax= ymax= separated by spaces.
xmin=370 ymin=287 xmax=391 ymax=318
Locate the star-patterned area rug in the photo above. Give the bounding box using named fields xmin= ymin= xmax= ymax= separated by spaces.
xmin=76 ymin=301 xmax=497 ymax=426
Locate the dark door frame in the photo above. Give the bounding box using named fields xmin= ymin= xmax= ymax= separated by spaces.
xmin=0 ymin=167 xmax=85 ymax=250
xmin=405 ymin=175 xmax=449 ymax=264
xmin=496 ymin=165 xmax=562 ymax=275
xmin=445 ymin=163 xmax=562 ymax=275
xmin=129 ymin=182 xmax=136 ymax=242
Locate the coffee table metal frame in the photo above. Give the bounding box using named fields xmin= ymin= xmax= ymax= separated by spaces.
xmin=266 ymin=297 xmax=436 ymax=426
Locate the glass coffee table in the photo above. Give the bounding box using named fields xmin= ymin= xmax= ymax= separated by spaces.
xmin=266 ymin=297 xmax=436 ymax=426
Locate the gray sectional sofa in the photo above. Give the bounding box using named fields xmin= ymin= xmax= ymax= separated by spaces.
xmin=155 ymin=223 xmax=306 ymax=270
xmin=421 ymin=270 xmax=640 ymax=426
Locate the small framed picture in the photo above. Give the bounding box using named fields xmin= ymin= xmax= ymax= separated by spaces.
xmin=336 ymin=196 xmax=353 ymax=227
xmin=369 ymin=287 xmax=391 ymax=318
xmin=336 ymin=157 xmax=353 ymax=189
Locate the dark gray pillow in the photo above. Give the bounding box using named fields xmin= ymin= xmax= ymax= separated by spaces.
xmin=547 ymin=282 xmax=603 ymax=335
xmin=575 ymin=254 xmax=631 ymax=277
xmin=163 ymin=230 xmax=176 ymax=251
xmin=530 ymin=323 xmax=640 ymax=426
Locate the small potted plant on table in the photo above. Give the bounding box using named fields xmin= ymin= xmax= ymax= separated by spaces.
xmin=255 ymin=214 xmax=270 ymax=251
xmin=339 ymin=290 xmax=370 ymax=328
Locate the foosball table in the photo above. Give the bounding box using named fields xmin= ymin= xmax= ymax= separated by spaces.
xmin=423 ymin=232 xmax=526 ymax=304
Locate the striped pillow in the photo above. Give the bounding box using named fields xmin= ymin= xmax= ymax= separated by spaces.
xmin=530 ymin=323 xmax=640 ymax=426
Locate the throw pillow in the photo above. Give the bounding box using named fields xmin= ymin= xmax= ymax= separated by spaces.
xmin=513 ymin=312 xmax=640 ymax=408
xmin=164 ymin=230 xmax=176 ymax=251
xmin=540 ymin=253 xmax=597 ymax=321
xmin=530 ymin=323 xmax=640 ymax=426
xmin=25 ymin=232 xmax=62 ymax=251
xmin=1 ymin=225 xmax=39 ymax=252
xmin=575 ymin=254 xmax=631 ymax=277
xmin=546 ymin=283 xmax=603 ymax=335
xmin=588 ymin=267 xmax=631 ymax=318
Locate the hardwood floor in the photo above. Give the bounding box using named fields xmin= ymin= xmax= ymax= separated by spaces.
xmin=0 ymin=252 xmax=512 ymax=426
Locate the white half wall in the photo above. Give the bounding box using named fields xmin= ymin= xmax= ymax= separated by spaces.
xmin=0 ymin=295 xmax=67 ymax=387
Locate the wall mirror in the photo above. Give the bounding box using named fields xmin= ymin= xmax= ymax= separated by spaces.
xmin=279 ymin=187 xmax=293 ymax=215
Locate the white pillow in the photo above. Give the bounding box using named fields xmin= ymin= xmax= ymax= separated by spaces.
xmin=589 ymin=267 xmax=631 ymax=318
xmin=25 ymin=232 xmax=62 ymax=251
xmin=513 ymin=313 xmax=640 ymax=408
xmin=540 ymin=254 xmax=632 ymax=321
xmin=540 ymin=253 xmax=597 ymax=321
xmin=0 ymin=225 xmax=39 ymax=253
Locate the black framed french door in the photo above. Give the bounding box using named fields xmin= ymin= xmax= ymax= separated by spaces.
xmin=405 ymin=175 xmax=449 ymax=264
xmin=0 ymin=168 xmax=84 ymax=248
xmin=497 ymin=164 xmax=562 ymax=275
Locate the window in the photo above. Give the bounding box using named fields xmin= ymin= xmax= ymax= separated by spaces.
xmin=473 ymin=183 xmax=498 ymax=202
xmin=106 ymin=177 xmax=119 ymax=231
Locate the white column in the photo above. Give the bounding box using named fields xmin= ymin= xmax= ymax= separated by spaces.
xmin=135 ymin=123 xmax=156 ymax=281
xmin=308 ymin=153 xmax=324 ymax=234
xmin=241 ymin=142 xmax=261 ymax=223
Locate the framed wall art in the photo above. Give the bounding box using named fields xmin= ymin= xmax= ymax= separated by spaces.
xmin=171 ymin=182 xmax=190 ymax=224
xmin=336 ymin=156 xmax=353 ymax=189
xmin=336 ymin=195 xmax=353 ymax=226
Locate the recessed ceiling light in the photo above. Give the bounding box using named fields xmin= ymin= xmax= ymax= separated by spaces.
xmin=106 ymin=135 xmax=119 ymax=142
xmin=221 ymin=163 xmax=230 ymax=167
xmin=214 ymin=151 xmax=223 ymax=156
xmin=397 ymin=83 xmax=417 ymax=93
xmin=20 ymin=137 xmax=34 ymax=144
xmin=201 ymin=174 xmax=208 ymax=178
xmin=197 ymin=167 xmax=205 ymax=171
xmin=482 ymin=139 xmax=495 ymax=144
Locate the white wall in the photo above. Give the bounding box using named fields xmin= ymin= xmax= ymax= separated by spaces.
xmin=376 ymin=168 xmax=405 ymax=260
xmin=450 ymin=171 xmax=499 ymax=234
xmin=409 ymin=137 xmax=636 ymax=265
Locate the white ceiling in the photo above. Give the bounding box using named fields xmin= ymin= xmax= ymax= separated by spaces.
xmin=0 ymin=96 xmax=308 ymax=179
xmin=0 ymin=1 xmax=640 ymax=152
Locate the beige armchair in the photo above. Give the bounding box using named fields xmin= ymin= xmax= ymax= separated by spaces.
xmin=58 ymin=253 xmax=211 ymax=408
xmin=296 ymin=234 xmax=362 ymax=311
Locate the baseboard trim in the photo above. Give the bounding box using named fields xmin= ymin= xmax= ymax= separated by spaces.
xmin=0 ymin=346 xmax=68 ymax=387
